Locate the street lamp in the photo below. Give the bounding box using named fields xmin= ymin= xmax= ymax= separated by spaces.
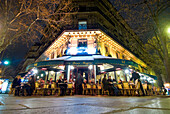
xmin=4 ymin=60 xmax=10 ymax=65
xmin=88 ymin=65 xmax=93 ymax=69
xmin=32 ymin=68 xmax=38 ymax=74
xmin=125 ymin=69 xmax=129 ymax=74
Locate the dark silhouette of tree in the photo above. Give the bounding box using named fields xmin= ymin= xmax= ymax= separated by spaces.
xmin=0 ymin=0 xmax=74 ymax=77
xmin=112 ymin=0 xmax=170 ymax=83
xmin=0 ymin=0 xmax=73 ymax=54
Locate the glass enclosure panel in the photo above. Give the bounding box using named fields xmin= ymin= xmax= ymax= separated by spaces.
xmin=48 ymin=71 xmax=55 ymax=81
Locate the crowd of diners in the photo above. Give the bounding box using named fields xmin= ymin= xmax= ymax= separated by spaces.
xmin=10 ymin=70 xmax=167 ymax=96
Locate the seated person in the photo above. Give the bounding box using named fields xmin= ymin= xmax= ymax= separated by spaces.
xmin=88 ymin=80 xmax=92 ymax=85
xmin=107 ymin=76 xmax=113 ymax=85
xmin=113 ymin=78 xmax=117 ymax=84
xmin=58 ymin=76 xmax=67 ymax=96
xmin=56 ymin=79 xmax=59 ymax=88
xmin=38 ymin=78 xmax=45 ymax=88
xmin=58 ymin=76 xmax=64 ymax=83
xmin=69 ymin=79 xmax=72 ymax=83
xmin=107 ymin=76 xmax=113 ymax=95
xmin=118 ymin=79 xmax=123 ymax=84
xmin=68 ymin=79 xmax=74 ymax=87
xmin=64 ymin=78 xmax=67 ymax=84
xmin=48 ymin=78 xmax=53 ymax=88
xmin=107 ymin=76 xmax=119 ymax=96
xmin=83 ymin=79 xmax=87 ymax=88
xmin=69 ymin=79 xmax=76 ymax=93
xmin=26 ymin=76 xmax=35 ymax=96
xmin=91 ymin=79 xmax=95 ymax=84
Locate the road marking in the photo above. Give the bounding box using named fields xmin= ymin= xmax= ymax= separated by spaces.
xmin=137 ymin=107 xmax=170 ymax=110
xmin=0 ymin=101 xmax=5 ymax=105
xmin=19 ymin=104 xmax=30 ymax=109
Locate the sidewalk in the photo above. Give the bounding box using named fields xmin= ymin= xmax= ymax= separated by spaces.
xmin=0 ymin=94 xmax=170 ymax=114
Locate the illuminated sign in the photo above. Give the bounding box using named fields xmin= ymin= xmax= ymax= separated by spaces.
xmin=66 ymin=61 xmax=93 ymax=65
xmin=66 ymin=47 xmax=96 ymax=55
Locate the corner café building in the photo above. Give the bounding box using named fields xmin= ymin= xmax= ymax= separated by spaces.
xmin=24 ymin=30 xmax=157 ymax=84
xmin=20 ymin=0 xmax=157 ymax=85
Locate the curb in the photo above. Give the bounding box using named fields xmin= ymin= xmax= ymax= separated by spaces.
xmin=0 ymin=101 xmax=4 ymax=105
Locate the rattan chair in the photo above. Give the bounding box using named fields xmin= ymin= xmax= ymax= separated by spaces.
xmin=117 ymin=84 xmax=123 ymax=95
xmin=156 ymin=87 xmax=161 ymax=95
xmin=142 ymin=84 xmax=148 ymax=95
xmin=51 ymin=83 xmax=60 ymax=96
xmin=84 ymin=84 xmax=92 ymax=95
xmin=67 ymin=83 xmax=73 ymax=95
xmin=122 ymin=82 xmax=132 ymax=96
xmin=8 ymin=86 xmax=15 ymax=96
xmin=97 ymin=84 xmax=102 ymax=95
xmin=92 ymin=84 xmax=97 ymax=95
xmin=134 ymin=81 xmax=143 ymax=96
xmin=101 ymin=83 xmax=109 ymax=95
xmin=33 ymin=82 xmax=45 ymax=95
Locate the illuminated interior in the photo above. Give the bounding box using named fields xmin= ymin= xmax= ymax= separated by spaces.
xmin=37 ymin=30 xmax=147 ymax=68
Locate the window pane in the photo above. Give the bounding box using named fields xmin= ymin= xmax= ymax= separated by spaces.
xmin=78 ymin=21 xmax=87 ymax=30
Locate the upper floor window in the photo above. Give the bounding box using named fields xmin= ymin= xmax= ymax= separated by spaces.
xmin=78 ymin=21 xmax=87 ymax=30
xmin=78 ymin=39 xmax=87 ymax=47
xmin=51 ymin=52 xmax=54 ymax=59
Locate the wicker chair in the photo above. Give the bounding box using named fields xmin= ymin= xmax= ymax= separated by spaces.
xmin=156 ymin=88 xmax=161 ymax=95
xmin=97 ymin=84 xmax=102 ymax=95
xmin=117 ymin=84 xmax=123 ymax=95
xmin=134 ymin=81 xmax=143 ymax=96
xmin=92 ymin=84 xmax=97 ymax=95
xmin=142 ymin=84 xmax=148 ymax=95
xmin=8 ymin=86 xmax=15 ymax=96
xmin=84 ymin=84 xmax=92 ymax=95
xmin=101 ymin=83 xmax=109 ymax=95
xmin=67 ymin=83 xmax=73 ymax=95
xmin=33 ymin=82 xmax=45 ymax=95
xmin=51 ymin=83 xmax=60 ymax=96
xmin=122 ymin=82 xmax=132 ymax=96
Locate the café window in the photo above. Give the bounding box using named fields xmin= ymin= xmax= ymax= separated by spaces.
xmin=51 ymin=52 xmax=54 ymax=59
xmin=48 ymin=71 xmax=56 ymax=81
xmin=78 ymin=21 xmax=87 ymax=30
xmin=116 ymin=53 xmax=119 ymax=58
xmin=78 ymin=39 xmax=87 ymax=47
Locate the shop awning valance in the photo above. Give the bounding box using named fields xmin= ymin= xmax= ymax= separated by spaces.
xmin=141 ymin=73 xmax=157 ymax=80
xmin=26 ymin=55 xmax=138 ymax=71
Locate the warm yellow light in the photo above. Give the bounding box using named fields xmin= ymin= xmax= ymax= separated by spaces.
xmin=164 ymin=83 xmax=170 ymax=88
xmin=168 ymin=28 xmax=170 ymax=33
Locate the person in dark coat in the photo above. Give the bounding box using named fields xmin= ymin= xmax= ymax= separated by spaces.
xmin=48 ymin=78 xmax=53 ymax=88
xmin=102 ymin=74 xmax=108 ymax=91
xmin=58 ymin=76 xmax=67 ymax=96
xmin=26 ymin=76 xmax=35 ymax=96
xmin=130 ymin=70 xmax=145 ymax=96
xmin=12 ymin=75 xmax=21 ymax=96
xmin=75 ymin=71 xmax=84 ymax=95
xmin=107 ymin=76 xmax=119 ymax=96
xmin=118 ymin=79 xmax=123 ymax=84
xmin=130 ymin=70 xmax=140 ymax=83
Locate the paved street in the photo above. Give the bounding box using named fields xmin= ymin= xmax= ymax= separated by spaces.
xmin=0 ymin=94 xmax=170 ymax=114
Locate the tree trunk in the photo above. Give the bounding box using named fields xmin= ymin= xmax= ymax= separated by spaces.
xmin=164 ymin=57 xmax=170 ymax=83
